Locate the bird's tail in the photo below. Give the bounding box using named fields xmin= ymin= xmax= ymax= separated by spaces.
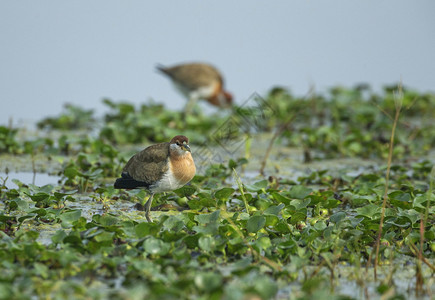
xmin=114 ymin=173 xmax=149 ymax=189
xmin=155 ymin=63 xmax=169 ymax=75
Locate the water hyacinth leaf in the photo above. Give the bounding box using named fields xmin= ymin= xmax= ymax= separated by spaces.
xmin=193 ymin=222 xmax=219 ymax=235
xmin=54 ymin=190 xmax=77 ymax=200
xmin=33 ymin=262 xmax=49 ymax=279
xmin=0 ymin=215 xmax=16 ymax=223
xmin=264 ymin=203 xmax=285 ymax=215
xmin=98 ymin=214 xmax=119 ymax=227
xmin=413 ymin=194 xmax=433 ymax=209
xmin=389 ymin=191 xmax=412 ymax=209
xmin=26 ymin=192 xmax=50 ymax=202
xmin=289 ymin=211 xmax=306 ymax=225
xmin=271 ymin=192 xmax=291 ymax=205
xmin=289 ymin=199 xmax=311 ymax=211
xmin=64 ymin=166 xmax=79 ymax=179
xmin=255 ymin=236 xmax=272 ymax=252
xmin=173 ymin=185 xmax=197 ymax=197
xmin=163 ymin=216 xmax=185 ymax=232
xmin=244 ymin=180 xmax=268 ymax=192
xmin=5 ymin=200 xmax=18 ymax=210
xmin=289 ymin=185 xmax=313 ymax=199
xmin=195 ymin=210 xmax=220 ymax=224
xmin=18 ymin=214 xmax=35 ymax=223
xmin=51 ymin=230 xmax=67 ymax=244
xmin=187 ymin=198 xmax=202 ymax=210
xmin=355 ymin=204 xmax=381 ymax=219
xmin=253 ymin=275 xmax=278 ymax=299
xmin=398 ymin=209 xmax=420 ymax=225
xmin=198 ymin=236 xmax=216 ymax=252
xmin=63 ymin=234 xmax=82 ymax=245
xmin=247 ymin=215 xmax=266 ymax=233
xmin=5 ymin=189 xmax=19 ymax=199
xmin=238 ymin=212 xmax=250 ymax=220
xmin=265 ymin=214 xmax=279 ymax=226
xmin=59 ymin=210 xmax=82 ymax=228
xmin=94 ymin=231 xmax=115 ymax=242
xmin=144 ymin=237 xmax=170 ymax=256
xmin=313 ymin=220 xmax=327 ymax=231
xmin=196 ymin=192 xmax=216 ymax=208
xmin=32 ymin=208 xmax=48 ymax=219
xmin=385 ymin=216 xmax=411 ymax=228
xmin=194 ymin=272 xmax=223 ymax=292
xmin=329 ymin=211 xmax=346 ymax=224
xmin=214 ymin=187 xmax=235 ymax=201
xmin=135 ymin=222 xmax=155 ymax=238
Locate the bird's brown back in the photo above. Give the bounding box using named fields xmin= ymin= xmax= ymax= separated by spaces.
xmin=123 ymin=142 xmax=170 ymax=185
xmin=157 ymin=63 xmax=224 ymax=91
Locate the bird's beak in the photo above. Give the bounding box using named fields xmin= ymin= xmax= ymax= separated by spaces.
xmin=182 ymin=144 xmax=191 ymax=152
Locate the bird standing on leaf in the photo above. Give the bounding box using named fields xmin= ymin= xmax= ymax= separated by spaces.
xmin=114 ymin=135 xmax=196 ymax=222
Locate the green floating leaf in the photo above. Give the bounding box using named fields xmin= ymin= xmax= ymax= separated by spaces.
xmin=135 ymin=222 xmax=154 ymax=238
xmin=59 ymin=209 xmax=82 ymax=228
xmin=173 ymin=185 xmax=197 ymax=197
xmin=289 ymin=211 xmax=307 ymax=225
xmin=356 ymin=204 xmax=381 ymax=219
xmin=193 ymin=223 xmax=219 ymax=235
xmin=98 ymin=214 xmax=118 ymax=227
xmin=214 ymin=187 xmax=235 ymax=201
xmin=195 ymin=210 xmax=220 ymax=224
xmin=63 ymin=234 xmax=82 ymax=245
xmin=264 ymin=203 xmax=285 ymax=215
xmin=271 ymin=192 xmax=291 ymax=205
xmin=94 ymin=231 xmax=115 ymax=242
xmin=389 ymin=191 xmax=412 ymax=209
xmin=163 ymin=216 xmax=185 ymax=232
xmin=289 ymin=199 xmax=311 ymax=211
xmin=33 ymin=262 xmax=49 ymax=279
xmin=143 ymin=237 xmax=170 ymax=256
xmin=51 ymin=230 xmax=67 ymax=244
xmin=253 ymin=275 xmax=278 ymax=299
xmin=194 ymin=272 xmax=223 ymax=292
xmin=54 ymin=190 xmax=77 ymax=200
xmin=198 ymin=236 xmax=217 ymax=252
xmin=244 ymin=180 xmax=268 ymax=192
xmin=255 ymin=236 xmax=272 ymax=251
xmin=329 ymin=211 xmax=346 ymax=223
xmin=26 ymin=192 xmax=50 ymax=202
xmin=247 ymin=215 xmax=266 ymax=233
xmin=289 ymin=185 xmax=313 ymax=199
xmin=0 ymin=215 xmax=16 ymax=223
xmin=63 ymin=166 xmax=79 ymax=179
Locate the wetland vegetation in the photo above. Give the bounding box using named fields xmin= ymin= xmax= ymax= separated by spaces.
xmin=0 ymin=85 xmax=434 ymax=299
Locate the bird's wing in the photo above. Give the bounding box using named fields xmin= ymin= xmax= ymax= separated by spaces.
xmin=123 ymin=142 xmax=170 ymax=184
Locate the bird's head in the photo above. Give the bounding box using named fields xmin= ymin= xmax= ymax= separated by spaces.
xmin=170 ymin=135 xmax=191 ymax=155
xmin=223 ymin=91 xmax=233 ymax=107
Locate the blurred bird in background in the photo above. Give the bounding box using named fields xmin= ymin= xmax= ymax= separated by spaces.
xmin=157 ymin=62 xmax=233 ymax=114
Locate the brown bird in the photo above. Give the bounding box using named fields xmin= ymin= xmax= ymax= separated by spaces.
xmin=157 ymin=62 xmax=233 ymax=114
xmin=114 ymin=135 xmax=196 ymax=222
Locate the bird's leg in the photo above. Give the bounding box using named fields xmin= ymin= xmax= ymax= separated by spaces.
xmin=184 ymin=95 xmax=199 ymax=117
xmin=144 ymin=193 xmax=154 ymax=222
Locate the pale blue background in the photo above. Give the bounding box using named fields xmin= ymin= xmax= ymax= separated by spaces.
xmin=1 ymin=1 xmax=434 ymax=125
